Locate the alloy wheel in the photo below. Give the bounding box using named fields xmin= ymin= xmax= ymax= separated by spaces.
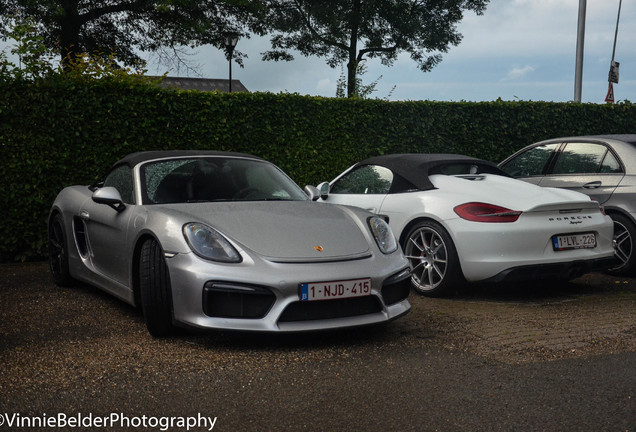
xmin=404 ymin=226 xmax=449 ymax=292
xmin=611 ymin=219 xmax=632 ymax=271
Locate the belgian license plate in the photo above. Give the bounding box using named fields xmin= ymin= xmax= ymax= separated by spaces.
xmin=552 ymin=233 xmax=596 ymax=251
xmin=300 ymin=278 xmax=371 ymax=301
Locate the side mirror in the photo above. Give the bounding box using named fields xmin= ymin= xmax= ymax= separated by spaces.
xmin=303 ymin=185 xmax=321 ymax=201
xmin=92 ymin=186 xmax=126 ymax=212
xmin=316 ymin=181 xmax=330 ymax=200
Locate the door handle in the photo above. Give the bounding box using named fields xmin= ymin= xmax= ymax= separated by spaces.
xmin=582 ymin=181 xmax=602 ymax=189
xmin=366 ymin=208 xmax=378 ymax=213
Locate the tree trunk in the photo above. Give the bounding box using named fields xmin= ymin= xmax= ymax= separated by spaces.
xmin=58 ymin=0 xmax=82 ymax=70
xmin=346 ymin=53 xmax=357 ymax=98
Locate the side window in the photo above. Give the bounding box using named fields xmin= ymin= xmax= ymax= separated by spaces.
xmin=553 ymin=143 xmax=616 ymax=174
xmin=600 ymin=151 xmax=623 ymax=173
xmin=500 ymin=144 xmax=559 ymax=177
xmin=103 ymin=165 xmax=134 ymax=204
xmin=331 ymin=165 xmax=393 ymax=195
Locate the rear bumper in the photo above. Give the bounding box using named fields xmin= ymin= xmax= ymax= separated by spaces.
xmin=445 ymin=212 xmax=615 ymax=282
xmin=479 ymin=256 xmax=617 ymax=284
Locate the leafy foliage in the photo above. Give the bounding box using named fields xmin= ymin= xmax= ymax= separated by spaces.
xmin=0 ymin=0 xmax=265 ymax=69
xmin=2 ymin=77 xmax=636 ymax=261
xmin=335 ymin=62 xmax=395 ymax=99
xmin=262 ymin=0 xmax=489 ymax=96
xmin=0 ymin=17 xmax=56 ymax=81
xmin=0 ymin=17 xmax=158 ymax=85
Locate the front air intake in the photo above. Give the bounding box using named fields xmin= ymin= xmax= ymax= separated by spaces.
xmin=203 ymin=282 xmax=275 ymax=319
xmin=278 ymin=296 xmax=383 ymax=322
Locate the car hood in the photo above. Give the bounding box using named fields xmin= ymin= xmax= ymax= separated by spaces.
xmin=430 ymin=174 xmax=600 ymax=212
xmin=160 ymin=201 xmax=371 ymax=262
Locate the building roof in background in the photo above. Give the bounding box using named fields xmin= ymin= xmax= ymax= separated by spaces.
xmin=152 ymin=76 xmax=249 ymax=92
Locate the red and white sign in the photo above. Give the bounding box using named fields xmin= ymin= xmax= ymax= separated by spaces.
xmin=605 ymin=83 xmax=615 ymax=103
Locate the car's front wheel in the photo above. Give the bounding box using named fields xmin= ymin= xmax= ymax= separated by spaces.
xmin=139 ymin=238 xmax=174 ymax=337
xmin=402 ymin=220 xmax=464 ymax=296
xmin=608 ymin=213 xmax=636 ymax=276
xmin=48 ymin=214 xmax=73 ymax=286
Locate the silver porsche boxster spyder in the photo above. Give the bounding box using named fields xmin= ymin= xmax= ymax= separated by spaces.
xmin=48 ymin=151 xmax=411 ymax=336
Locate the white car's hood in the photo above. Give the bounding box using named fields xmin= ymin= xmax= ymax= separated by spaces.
xmin=430 ymin=174 xmax=598 ymax=212
xmin=164 ymin=201 xmax=371 ymax=261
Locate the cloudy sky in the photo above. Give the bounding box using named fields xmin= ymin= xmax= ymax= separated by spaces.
xmin=1 ymin=1 xmax=632 ymax=103
xmin=145 ymin=0 xmax=634 ymax=104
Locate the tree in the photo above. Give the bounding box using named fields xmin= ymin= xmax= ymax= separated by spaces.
xmin=262 ymin=0 xmax=489 ymax=97
xmin=0 ymin=18 xmax=157 ymax=89
xmin=335 ymin=61 xmax=394 ymax=99
xmin=0 ymin=17 xmax=56 ymax=80
xmin=0 ymin=0 xmax=265 ymax=70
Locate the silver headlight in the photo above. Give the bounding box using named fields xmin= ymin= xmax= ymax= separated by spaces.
xmin=368 ymin=216 xmax=398 ymax=254
xmin=183 ymin=223 xmax=242 ymax=263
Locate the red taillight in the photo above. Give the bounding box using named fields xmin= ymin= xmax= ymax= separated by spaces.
xmin=591 ymin=197 xmax=606 ymax=215
xmin=454 ymin=202 xmax=522 ymax=223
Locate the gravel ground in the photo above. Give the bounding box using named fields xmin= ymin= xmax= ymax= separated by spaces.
xmin=409 ymin=272 xmax=636 ymax=363
xmin=0 ymin=262 xmax=635 ymax=431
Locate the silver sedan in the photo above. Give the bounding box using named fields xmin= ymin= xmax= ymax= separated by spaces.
xmin=500 ymin=135 xmax=636 ymax=275
xmin=48 ymin=151 xmax=411 ymax=336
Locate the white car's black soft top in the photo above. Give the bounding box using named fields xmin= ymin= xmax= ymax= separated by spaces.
xmin=355 ymin=153 xmax=509 ymax=191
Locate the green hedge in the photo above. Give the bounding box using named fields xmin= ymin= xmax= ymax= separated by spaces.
xmin=2 ymin=77 xmax=636 ymax=261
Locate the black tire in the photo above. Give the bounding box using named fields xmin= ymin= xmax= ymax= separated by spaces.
xmin=48 ymin=213 xmax=73 ymax=286
xmin=607 ymin=213 xmax=636 ymax=276
xmin=139 ymin=238 xmax=174 ymax=337
xmin=402 ymin=220 xmax=464 ymax=296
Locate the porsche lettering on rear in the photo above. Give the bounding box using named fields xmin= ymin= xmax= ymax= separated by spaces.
xmin=549 ymin=216 xmax=593 ymax=222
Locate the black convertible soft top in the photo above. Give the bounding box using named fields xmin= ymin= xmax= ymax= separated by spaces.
xmin=355 ymin=153 xmax=507 ymax=191
xmin=113 ymin=150 xmax=262 ymax=168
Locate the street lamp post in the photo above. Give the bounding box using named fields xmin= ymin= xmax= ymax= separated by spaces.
xmin=574 ymin=0 xmax=586 ymax=102
xmin=224 ymin=33 xmax=239 ymax=93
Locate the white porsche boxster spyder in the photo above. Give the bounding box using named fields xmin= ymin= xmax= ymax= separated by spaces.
xmin=312 ymin=154 xmax=616 ymax=296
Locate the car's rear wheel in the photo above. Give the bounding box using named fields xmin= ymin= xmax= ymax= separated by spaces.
xmin=48 ymin=214 xmax=72 ymax=286
xmin=607 ymin=213 xmax=636 ymax=276
xmin=139 ymin=238 xmax=174 ymax=337
xmin=403 ymin=221 xmax=464 ymax=296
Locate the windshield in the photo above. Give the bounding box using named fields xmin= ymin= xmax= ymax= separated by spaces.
xmin=140 ymin=157 xmax=308 ymax=204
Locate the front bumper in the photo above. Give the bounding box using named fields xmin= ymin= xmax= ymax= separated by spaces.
xmin=166 ymin=251 xmax=411 ymax=332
